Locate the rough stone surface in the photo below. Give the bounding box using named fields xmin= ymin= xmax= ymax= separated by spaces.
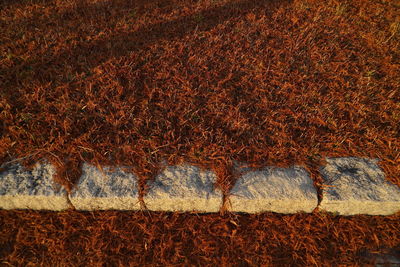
xmin=229 ymin=166 xmax=318 ymax=213
xmin=319 ymin=157 xmax=400 ymax=215
xmin=143 ymin=164 xmax=223 ymax=212
xmin=0 ymin=162 xmax=68 ymax=210
xmin=69 ymin=163 xmax=140 ymax=210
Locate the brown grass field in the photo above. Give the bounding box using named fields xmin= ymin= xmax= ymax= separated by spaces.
xmin=0 ymin=0 xmax=399 ymax=265
xmin=0 ymin=210 xmax=399 ymax=266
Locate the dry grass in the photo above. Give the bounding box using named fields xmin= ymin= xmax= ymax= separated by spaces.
xmin=1 ymin=0 xmax=399 ymax=194
xmin=0 ymin=210 xmax=399 ymax=266
xmin=1 ymin=0 xmax=399 ymax=264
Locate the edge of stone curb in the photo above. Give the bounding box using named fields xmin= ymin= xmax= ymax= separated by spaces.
xmin=0 ymin=157 xmax=399 ymax=215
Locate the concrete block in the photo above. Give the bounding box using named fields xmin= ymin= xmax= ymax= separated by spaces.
xmin=229 ymin=166 xmax=318 ymax=213
xmin=143 ymin=164 xmax=223 ymax=212
xmin=0 ymin=162 xmax=68 ymax=210
xmin=69 ymin=163 xmax=140 ymax=210
xmin=319 ymin=157 xmax=400 ymax=215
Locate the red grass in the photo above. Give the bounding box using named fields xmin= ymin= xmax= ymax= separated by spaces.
xmin=1 ymin=1 xmax=399 ymax=264
xmin=1 ymin=0 xmax=399 ymax=194
xmin=0 ymin=210 xmax=399 ymax=266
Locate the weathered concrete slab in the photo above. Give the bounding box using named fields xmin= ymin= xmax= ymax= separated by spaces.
xmin=229 ymin=166 xmax=318 ymax=213
xmin=143 ymin=164 xmax=223 ymax=212
xmin=0 ymin=162 xmax=69 ymax=210
xmin=319 ymin=157 xmax=400 ymax=215
xmin=69 ymin=163 xmax=140 ymax=210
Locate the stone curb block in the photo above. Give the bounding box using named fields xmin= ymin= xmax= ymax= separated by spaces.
xmin=69 ymin=163 xmax=140 ymax=210
xmin=229 ymin=166 xmax=318 ymax=213
xmin=320 ymin=157 xmax=400 ymax=216
xmin=1 ymin=158 xmax=399 ymax=215
xmin=143 ymin=164 xmax=222 ymax=212
xmin=0 ymin=162 xmax=69 ymax=210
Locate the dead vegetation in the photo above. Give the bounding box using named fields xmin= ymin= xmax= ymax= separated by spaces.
xmin=1 ymin=0 xmax=400 ymax=264
xmin=1 ymin=0 xmax=399 ymax=193
xmin=0 ymin=210 xmax=399 ymax=266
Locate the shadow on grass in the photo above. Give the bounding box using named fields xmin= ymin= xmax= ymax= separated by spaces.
xmin=1 ymin=0 xmax=287 ymax=87
xmin=0 ymin=0 xmax=54 ymax=10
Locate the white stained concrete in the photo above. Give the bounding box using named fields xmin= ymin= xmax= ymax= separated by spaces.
xmin=319 ymin=157 xmax=400 ymax=215
xmin=143 ymin=164 xmax=223 ymax=212
xmin=0 ymin=162 xmax=69 ymax=210
xmin=69 ymin=163 xmax=140 ymax=210
xmin=229 ymin=166 xmax=318 ymax=214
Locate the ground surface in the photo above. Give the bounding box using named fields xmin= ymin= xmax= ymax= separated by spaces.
xmin=1 ymin=0 xmax=399 ymax=265
xmin=0 ymin=210 xmax=399 ymax=266
xmin=1 ymin=0 xmax=399 ymax=195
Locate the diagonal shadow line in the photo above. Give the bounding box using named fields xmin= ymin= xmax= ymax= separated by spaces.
xmin=1 ymin=0 xmax=286 ymax=87
xmin=0 ymin=0 xmax=175 ymax=65
xmin=2 ymin=0 xmax=175 ymax=29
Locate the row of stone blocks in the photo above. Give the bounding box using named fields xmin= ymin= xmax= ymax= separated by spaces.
xmin=0 ymin=157 xmax=399 ymax=215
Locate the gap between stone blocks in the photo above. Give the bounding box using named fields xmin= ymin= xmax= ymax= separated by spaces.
xmin=0 ymin=157 xmax=399 ymax=215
